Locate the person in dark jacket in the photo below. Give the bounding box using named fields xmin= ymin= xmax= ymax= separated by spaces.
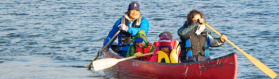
xmin=103 ymin=2 xmax=149 ymax=57
xmin=177 ymin=9 xmax=227 ymax=62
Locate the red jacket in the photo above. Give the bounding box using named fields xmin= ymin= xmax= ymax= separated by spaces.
xmin=134 ymin=43 xmax=152 ymax=61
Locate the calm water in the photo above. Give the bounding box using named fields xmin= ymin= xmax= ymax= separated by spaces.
xmin=0 ymin=0 xmax=278 ymax=79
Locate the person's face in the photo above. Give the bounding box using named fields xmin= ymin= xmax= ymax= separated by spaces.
xmin=128 ymin=9 xmax=140 ymax=19
xmin=135 ymin=41 xmax=145 ymax=48
xmin=160 ymin=47 xmax=170 ymax=53
xmin=191 ymin=14 xmax=201 ymax=24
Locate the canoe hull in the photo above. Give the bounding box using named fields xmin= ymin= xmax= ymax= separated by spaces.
xmin=103 ymin=50 xmax=237 ymax=79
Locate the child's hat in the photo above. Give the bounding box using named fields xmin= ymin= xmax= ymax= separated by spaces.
xmin=159 ymin=33 xmax=172 ymax=50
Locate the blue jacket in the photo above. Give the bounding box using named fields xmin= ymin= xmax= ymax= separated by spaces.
xmin=104 ymin=15 xmax=149 ymax=51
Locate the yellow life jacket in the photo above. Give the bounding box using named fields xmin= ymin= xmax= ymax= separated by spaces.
xmin=170 ymin=48 xmax=179 ymax=63
xmin=157 ymin=49 xmax=179 ymax=63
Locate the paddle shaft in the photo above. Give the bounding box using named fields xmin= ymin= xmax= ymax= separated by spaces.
xmin=205 ymin=24 xmax=277 ymax=79
xmin=88 ymin=30 xmax=121 ymax=70
xmin=129 ymin=52 xmax=153 ymax=59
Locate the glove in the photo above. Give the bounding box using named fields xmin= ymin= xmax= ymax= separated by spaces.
xmin=134 ymin=52 xmax=143 ymax=57
xmin=195 ymin=25 xmax=205 ymax=35
xmin=118 ymin=24 xmax=129 ymax=32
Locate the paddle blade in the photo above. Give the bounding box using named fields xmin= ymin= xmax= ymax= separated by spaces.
xmin=92 ymin=58 xmax=123 ymax=71
xmin=244 ymin=53 xmax=278 ymax=79
xmin=204 ymin=24 xmax=277 ymax=78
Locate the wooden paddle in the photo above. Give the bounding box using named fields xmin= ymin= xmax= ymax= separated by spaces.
xmin=87 ymin=30 xmax=121 ymax=70
xmin=92 ymin=52 xmax=153 ymax=71
xmin=205 ymin=24 xmax=277 ymax=79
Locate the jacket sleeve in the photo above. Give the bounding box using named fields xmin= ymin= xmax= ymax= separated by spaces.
xmin=103 ymin=18 xmax=121 ymax=48
xmin=207 ymin=34 xmax=224 ymax=47
xmin=149 ymin=54 xmax=158 ymax=62
xmin=127 ymin=17 xmax=149 ymax=36
xmin=149 ymin=44 xmax=159 ymax=62
xmin=152 ymin=46 xmax=160 ymax=55
xmin=177 ymin=22 xmax=200 ymax=40
xmin=126 ymin=45 xmax=135 ymax=57
xmin=150 ymin=44 xmax=155 ymax=52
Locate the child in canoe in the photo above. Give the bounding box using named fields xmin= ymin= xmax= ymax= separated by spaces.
xmin=150 ymin=33 xmax=179 ymax=63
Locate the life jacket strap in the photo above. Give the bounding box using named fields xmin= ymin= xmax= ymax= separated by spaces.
xmin=185 ymin=47 xmax=194 ymax=50
xmin=202 ymin=47 xmax=209 ymax=51
xmin=118 ymin=36 xmax=134 ymax=47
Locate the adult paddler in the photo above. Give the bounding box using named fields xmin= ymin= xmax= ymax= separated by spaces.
xmin=102 ymin=2 xmax=149 ymax=57
xmin=177 ymin=9 xmax=227 ymax=62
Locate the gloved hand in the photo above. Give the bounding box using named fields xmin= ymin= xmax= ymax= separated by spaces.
xmin=118 ymin=24 xmax=129 ymax=32
xmin=134 ymin=52 xmax=143 ymax=57
xmin=195 ymin=25 xmax=205 ymax=35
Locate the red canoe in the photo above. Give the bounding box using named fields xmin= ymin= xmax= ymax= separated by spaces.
xmin=103 ymin=48 xmax=237 ymax=79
